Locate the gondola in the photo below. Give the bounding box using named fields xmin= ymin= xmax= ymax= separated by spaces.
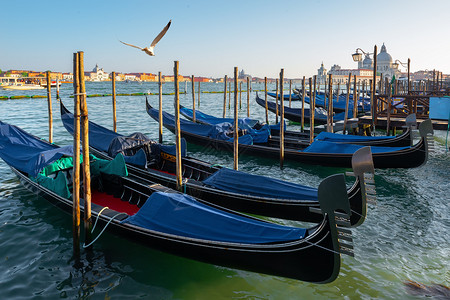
xmin=60 ymin=102 xmax=373 ymax=226
xmin=182 ymin=100 xmax=415 ymax=147
xmin=291 ymin=89 xmax=371 ymax=113
xmin=257 ymin=92 xmax=347 ymax=125
xmin=267 ymin=92 xmax=301 ymax=101
xmin=0 ymin=120 xmax=355 ymax=283
xmin=146 ymin=99 xmax=433 ymax=169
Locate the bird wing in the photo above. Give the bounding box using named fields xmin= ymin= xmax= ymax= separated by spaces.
xmin=150 ymin=20 xmax=171 ymax=48
xmin=120 ymin=40 xmax=143 ymax=50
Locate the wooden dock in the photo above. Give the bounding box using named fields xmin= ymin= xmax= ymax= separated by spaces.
xmin=358 ymin=115 xmax=448 ymax=131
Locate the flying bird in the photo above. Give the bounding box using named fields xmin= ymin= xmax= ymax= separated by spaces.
xmin=120 ymin=20 xmax=171 ymax=56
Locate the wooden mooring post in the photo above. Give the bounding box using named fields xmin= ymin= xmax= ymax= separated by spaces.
xmin=191 ymin=75 xmax=196 ymax=116
xmin=223 ymin=75 xmax=227 ymax=118
xmin=72 ymin=52 xmax=81 ymax=258
xmin=56 ymin=79 xmax=60 ymax=100
xmin=192 ymin=77 xmax=196 ymax=122
xmin=371 ymin=45 xmax=378 ymax=130
xmin=279 ymin=69 xmax=285 ymax=169
xmin=112 ymin=72 xmax=117 ymax=132
xmin=327 ymin=74 xmax=333 ymax=133
xmin=228 ymin=82 xmax=231 ymax=109
xmin=309 ymin=77 xmax=315 ymax=144
xmin=239 ymin=82 xmax=242 ymax=109
xmin=78 ymin=51 xmax=92 ymax=249
xmin=174 ymin=62 xmax=183 ymax=191
xmin=264 ymin=77 xmax=269 ymax=124
xmin=289 ymin=79 xmax=292 ymax=108
xmin=46 ymin=71 xmax=53 ymax=143
xmin=197 ymin=81 xmax=201 ymax=107
xmin=233 ymin=67 xmax=239 ymax=171
xmin=275 ymin=79 xmax=279 ymax=124
xmin=158 ymin=72 xmax=163 ymax=143
xmin=247 ymin=77 xmax=250 ymax=117
xmin=301 ymin=76 xmax=305 ymax=132
xmin=343 ymin=73 xmax=351 ymax=134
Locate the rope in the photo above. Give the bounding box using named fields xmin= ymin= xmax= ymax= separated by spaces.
xmin=82 ymin=209 xmax=128 ymax=248
xmin=73 ymin=93 xmax=87 ymax=96
xmin=304 ymin=239 xmax=342 ymax=256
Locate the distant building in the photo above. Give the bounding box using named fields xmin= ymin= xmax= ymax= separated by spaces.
xmin=317 ymin=62 xmax=327 ymax=84
xmin=238 ymin=69 xmax=252 ymax=81
xmin=88 ymin=64 xmax=109 ymax=81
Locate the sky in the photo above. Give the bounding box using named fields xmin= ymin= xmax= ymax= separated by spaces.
xmin=2 ymin=0 xmax=450 ymax=79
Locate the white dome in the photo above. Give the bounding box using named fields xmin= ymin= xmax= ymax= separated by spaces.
xmin=362 ymin=54 xmax=373 ymax=68
xmin=377 ymin=43 xmax=392 ymax=63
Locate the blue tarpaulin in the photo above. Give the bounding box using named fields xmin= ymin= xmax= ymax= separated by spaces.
xmin=0 ymin=121 xmax=74 ymax=177
xmin=148 ymin=106 xmax=255 ymax=145
xmin=61 ymin=104 xmax=186 ymax=167
xmin=122 ymin=192 xmax=306 ymax=243
xmin=202 ymin=167 xmax=317 ymax=200
xmin=303 ymin=140 xmax=409 ymax=154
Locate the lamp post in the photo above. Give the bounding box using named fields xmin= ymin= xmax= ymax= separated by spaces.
xmin=352 ymin=46 xmax=377 ymax=129
xmin=351 ymin=48 xmax=374 ymax=62
xmin=392 ymin=58 xmax=411 ymax=93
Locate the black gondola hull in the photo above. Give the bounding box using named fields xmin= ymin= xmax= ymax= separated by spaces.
xmin=9 ymin=166 xmax=341 ymax=284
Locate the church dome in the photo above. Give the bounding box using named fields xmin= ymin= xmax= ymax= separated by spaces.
xmin=362 ymin=54 xmax=373 ymax=68
xmin=377 ymin=43 xmax=392 ymax=63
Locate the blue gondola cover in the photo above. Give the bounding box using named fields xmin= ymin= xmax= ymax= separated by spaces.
xmin=202 ymin=168 xmax=317 ymax=200
xmin=0 ymin=121 xmax=74 ymax=177
xmin=303 ymin=140 xmax=409 ymax=154
xmin=122 ymin=192 xmax=306 ymax=243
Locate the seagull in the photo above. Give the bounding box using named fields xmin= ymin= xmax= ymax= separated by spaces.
xmin=120 ymin=20 xmax=171 ymax=56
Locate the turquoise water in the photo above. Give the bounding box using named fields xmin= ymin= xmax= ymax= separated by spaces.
xmin=0 ymin=82 xmax=449 ymax=299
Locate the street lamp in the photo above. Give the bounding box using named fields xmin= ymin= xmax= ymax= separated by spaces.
xmin=352 ymin=48 xmax=373 ymax=62
xmin=392 ymin=58 xmax=411 ymax=92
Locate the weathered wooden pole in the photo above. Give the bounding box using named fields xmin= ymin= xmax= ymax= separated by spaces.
xmin=158 ymin=72 xmax=163 ymax=143
xmin=192 ymin=77 xmax=196 ymax=122
xmin=223 ymin=75 xmax=227 ymax=118
xmin=323 ymin=78 xmax=327 ymax=112
xmin=112 ymin=72 xmax=117 ymax=132
xmin=247 ymin=77 xmax=250 ymax=117
xmin=174 ymin=62 xmax=183 ymax=191
xmin=191 ymin=75 xmax=196 ymax=114
xmin=275 ymin=79 xmax=279 ymax=124
xmin=228 ymin=82 xmax=231 ymax=109
xmin=309 ymin=77 xmax=315 ymax=144
xmin=407 ymin=58 xmax=411 ymax=94
xmin=327 ymin=74 xmax=333 ymax=133
xmin=343 ymin=73 xmax=351 ymax=134
xmin=301 ymin=76 xmax=305 ymax=132
xmin=233 ymin=67 xmax=239 ymax=171
xmin=289 ymin=79 xmax=292 ymax=108
xmin=78 ymin=51 xmax=92 ymax=249
xmin=56 ymin=79 xmax=60 ymax=100
xmin=279 ymin=69 xmax=285 ymax=169
xmin=353 ymin=75 xmax=358 ymax=119
xmin=264 ymin=77 xmax=269 ymax=124
xmin=371 ymin=45 xmax=378 ymax=129
xmin=72 ymin=52 xmax=81 ymax=258
xmin=46 ymin=71 xmax=53 ymax=143
xmin=239 ymin=82 xmax=242 ymax=109
xmin=197 ymin=80 xmax=201 ymax=107
xmin=386 ymin=82 xmax=392 ymax=135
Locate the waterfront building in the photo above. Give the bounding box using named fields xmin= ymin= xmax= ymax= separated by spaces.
xmin=88 ymin=64 xmax=109 ymax=81
xmin=317 ymin=62 xmax=327 ymax=84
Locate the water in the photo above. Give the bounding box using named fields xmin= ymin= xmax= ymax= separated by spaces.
xmin=0 ymin=82 xmax=449 ymax=299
